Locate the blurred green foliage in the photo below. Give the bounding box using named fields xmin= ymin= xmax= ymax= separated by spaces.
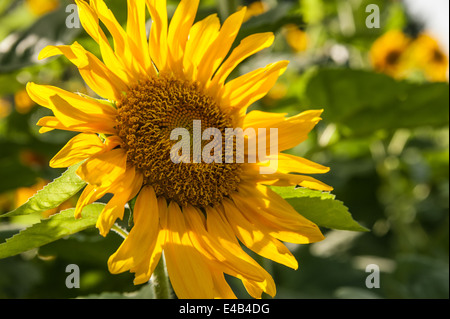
xmin=0 ymin=0 xmax=448 ymax=299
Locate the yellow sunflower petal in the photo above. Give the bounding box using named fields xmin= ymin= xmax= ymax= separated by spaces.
xmin=47 ymin=94 xmax=117 ymax=134
xmin=243 ymin=167 xmax=333 ymax=191
xmin=222 ymin=198 xmax=298 ymax=270
xmin=232 ymin=197 xmax=323 ymax=244
xmin=27 ymin=82 xmax=116 ymax=117
xmin=96 ymin=168 xmax=143 ymax=236
xmin=91 ymin=0 xmax=127 ymax=51
xmin=232 ymin=183 xmax=325 ymax=244
xmin=36 ymin=119 xmax=58 ymax=133
xmin=183 ymin=14 xmax=221 ymax=81
xmin=180 ymin=207 xmax=238 ymax=299
xmin=274 ymin=153 xmax=330 ymax=174
xmin=75 ymin=0 xmax=102 ymax=43
xmin=26 ymin=82 xmax=53 ymax=110
xmin=242 ymin=278 xmax=276 ymax=299
xmin=126 ymin=0 xmax=154 ymax=75
xmin=129 ymin=197 xmax=168 ymax=285
xmin=164 ymin=202 xmax=215 ymax=298
xmin=239 ymin=182 xmax=318 ymax=229
xmin=146 ymin=0 xmax=168 ymax=71
xmin=76 ymin=148 xmax=127 ymax=188
xmin=74 ymin=184 xmax=109 ymax=219
xmin=211 ymin=271 xmax=237 ymax=299
xmin=244 ymin=109 xmax=324 ymax=152
xmin=108 ymin=186 xmax=160 ymax=274
xmin=130 ymin=229 xmax=165 ymax=285
xmin=167 ymin=0 xmax=200 ymax=74
xmin=37 ymin=115 xmax=109 ymax=135
xmin=183 ymin=205 xmax=267 ymax=283
xmin=206 ymin=205 xmax=276 ymax=297
xmin=197 ymin=7 xmax=247 ymax=85
xmin=75 ymin=0 xmax=133 ymax=84
xmin=50 ymin=133 xmax=105 ymax=168
xmin=39 ymin=42 xmax=127 ymax=100
xmin=210 ymin=32 xmax=275 ymax=91
xmin=220 ymin=60 xmax=289 ymax=113
xmin=93 ymin=0 xmax=147 ymax=79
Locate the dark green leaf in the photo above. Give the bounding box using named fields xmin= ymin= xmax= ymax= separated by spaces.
xmin=303 ymin=68 xmax=449 ymax=136
xmin=271 ymin=186 xmax=369 ymax=232
xmin=0 ymin=203 xmax=104 ymax=259
xmin=1 ymin=162 xmax=86 ymax=218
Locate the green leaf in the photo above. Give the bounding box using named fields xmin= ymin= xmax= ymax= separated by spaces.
xmin=0 ymin=162 xmax=87 ymax=219
xmin=271 ymin=186 xmax=369 ymax=232
xmin=0 ymin=203 xmax=104 ymax=259
xmin=303 ymin=68 xmax=449 ymax=137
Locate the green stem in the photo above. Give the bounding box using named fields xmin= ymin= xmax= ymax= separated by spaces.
xmin=152 ymin=255 xmax=172 ymax=299
xmin=111 ymin=224 xmax=129 ymax=239
xmin=127 ymin=196 xmax=137 ymax=227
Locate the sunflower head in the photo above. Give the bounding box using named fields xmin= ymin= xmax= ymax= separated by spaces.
xmin=370 ymin=30 xmax=411 ymax=78
xmin=26 ymin=0 xmax=332 ymax=299
xmin=115 ymin=73 xmax=242 ymax=207
xmin=283 ymin=24 xmax=309 ymax=53
xmin=410 ymin=33 xmax=449 ymax=82
xmin=241 ymin=1 xmax=268 ymax=22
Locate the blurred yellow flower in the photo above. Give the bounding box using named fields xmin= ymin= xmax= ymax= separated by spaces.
xmin=409 ymin=33 xmax=449 ymax=82
xmin=265 ymin=82 xmax=288 ymax=105
xmin=25 ymin=0 xmax=60 ymax=16
xmin=14 ymin=89 xmax=35 ymax=114
xmin=0 ymin=192 xmax=13 ymax=213
xmin=370 ymin=30 xmax=448 ymax=82
xmin=19 ymin=149 xmax=48 ymax=169
xmin=0 ymin=98 xmax=12 ymax=119
xmin=241 ymin=1 xmax=268 ymax=22
xmin=370 ymin=30 xmax=411 ymax=78
xmin=284 ymin=24 xmax=309 ymax=53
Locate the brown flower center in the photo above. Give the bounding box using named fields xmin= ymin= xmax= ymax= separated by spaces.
xmin=385 ymin=50 xmax=402 ymax=65
xmin=116 ymin=74 xmax=242 ymax=207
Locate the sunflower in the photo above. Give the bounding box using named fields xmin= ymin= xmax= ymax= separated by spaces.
xmin=409 ymin=33 xmax=449 ymax=82
xmin=283 ymin=24 xmax=309 ymax=53
xmin=241 ymin=1 xmax=268 ymax=22
xmin=25 ymin=0 xmax=60 ymax=16
xmin=370 ymin=30 xmax=411 ymax=78
xmin=27 ymin=0 xmax=332 ymax=299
